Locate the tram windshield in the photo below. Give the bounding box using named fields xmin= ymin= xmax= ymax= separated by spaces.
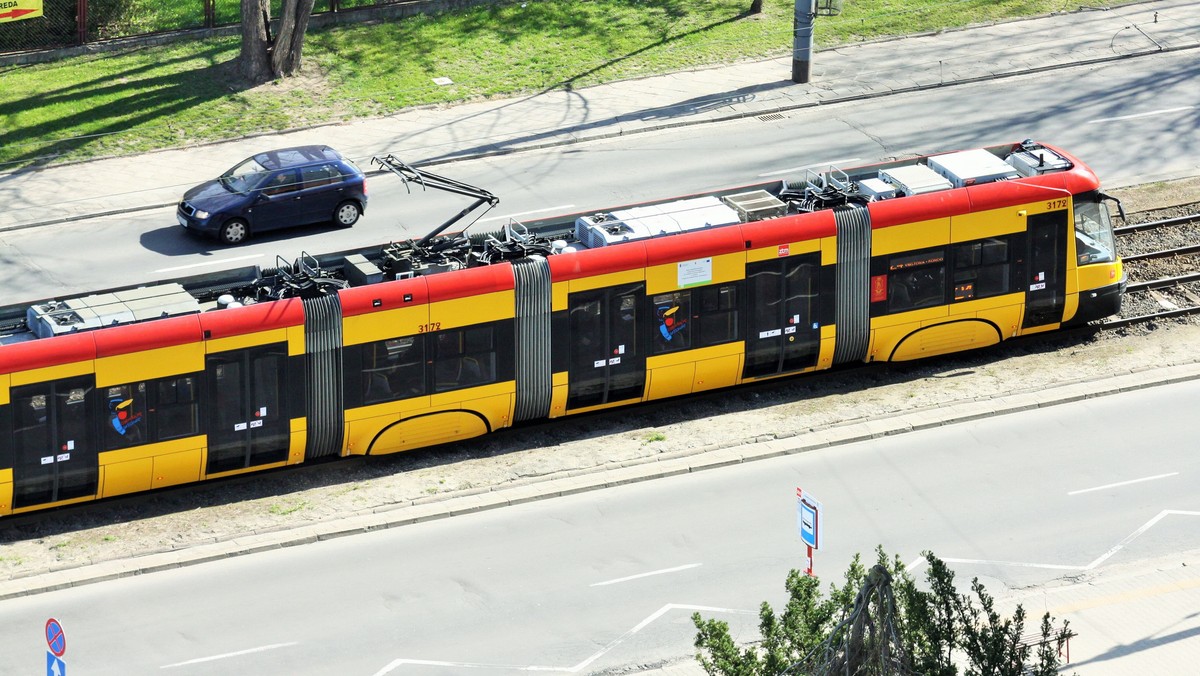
xmin=1073 ymin=197 xmax=1117 ymax=265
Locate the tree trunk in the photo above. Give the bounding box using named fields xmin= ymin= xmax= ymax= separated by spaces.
xmin=239 ymin=0 xmax=272 ymax=82
xmin=750 ymin=0 xmax=763 ymax=13
xmin=239 ymin=0 xmax=315 ymax=82
xmin=272 ymin=0 xmax=317 ymax=77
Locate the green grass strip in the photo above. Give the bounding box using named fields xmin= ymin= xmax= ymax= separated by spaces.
xmin=0 ymin=0 xmax=1119 ymax=168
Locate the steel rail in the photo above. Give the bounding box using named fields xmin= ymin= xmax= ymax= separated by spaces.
xmin=1122 ymin=243 xmax=1200 ymax=262
xmin=1101 ymin=304 xmax=1200 ymax=329
xmin=1114 ymin=212 xmax=1200 ymax=235
xmin=1124 ymin=272 xmax=1200 ymax=293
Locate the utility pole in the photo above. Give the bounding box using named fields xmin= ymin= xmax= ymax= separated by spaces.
xmin=792 ymin=0 xmax=817 ymax=83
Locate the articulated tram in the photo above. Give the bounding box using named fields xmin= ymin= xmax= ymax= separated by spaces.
xmin=0 ymin=140 xmax=1124 ymax=515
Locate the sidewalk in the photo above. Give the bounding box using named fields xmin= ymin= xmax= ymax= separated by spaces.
xmin=0 ymin=0 xmax=1197 ymax=231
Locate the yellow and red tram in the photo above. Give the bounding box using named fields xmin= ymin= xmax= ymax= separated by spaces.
xmin=0 ymin=140 xmax=1124 ymax=515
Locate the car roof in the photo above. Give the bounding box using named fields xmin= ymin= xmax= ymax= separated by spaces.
xmin=253 ymin=146 xmax=345 ymax=171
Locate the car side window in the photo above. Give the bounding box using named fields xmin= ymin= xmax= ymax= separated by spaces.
xmin=262 ymin=169 xmax=300 ymax=196
xmin=301 ymin=164 xmax=341 ymax=190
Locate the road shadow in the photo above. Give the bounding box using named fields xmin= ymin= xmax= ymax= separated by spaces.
xmin=138 ymin=220 xmax=348 ymax=258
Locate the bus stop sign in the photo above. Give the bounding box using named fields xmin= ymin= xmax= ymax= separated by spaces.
xmin=796 ymin=487 xmax=822 ymax=550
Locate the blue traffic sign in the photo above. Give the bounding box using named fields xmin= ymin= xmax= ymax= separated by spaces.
xmin=798 ymin=499 xmax=818 ymax=548
xmin=47 ymin=650 xmax=66 ymax=676
xmin=45 ymin=618 xmax=66 ymax=657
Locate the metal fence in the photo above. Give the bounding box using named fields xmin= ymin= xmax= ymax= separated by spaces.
xmin=0 ymin=0 xmax=425 ymax=55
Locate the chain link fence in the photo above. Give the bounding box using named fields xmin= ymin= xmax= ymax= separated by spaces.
xmin=0 ymin=0 xmax=427 ymax=55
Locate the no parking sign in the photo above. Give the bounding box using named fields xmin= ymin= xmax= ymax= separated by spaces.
xmin=45 ymin=617 xmax=66 ymax=675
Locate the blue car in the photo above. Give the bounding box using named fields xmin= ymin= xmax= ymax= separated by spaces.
xmin=177 ymin=145 xmax=368 ymax=245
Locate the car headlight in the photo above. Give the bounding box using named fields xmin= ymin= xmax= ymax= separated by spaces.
xmin=194 ymin=209 xmax=210 ymax=219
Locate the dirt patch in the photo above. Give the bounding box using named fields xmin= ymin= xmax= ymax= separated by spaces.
xmin=2 ymin=178 xmax=1199 ymax=583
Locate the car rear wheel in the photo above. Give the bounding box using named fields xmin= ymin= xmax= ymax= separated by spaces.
xmin=334 ymin=200 xmax=361 ymax=227
xmin=219 ymin=219 xmax=249 ymax=245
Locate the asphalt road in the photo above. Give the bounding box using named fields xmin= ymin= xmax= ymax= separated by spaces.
xmin=1 ymin=378 xmax=1197 ymax=675
xmin=1 ymin=51 xmax=1197 ymax=304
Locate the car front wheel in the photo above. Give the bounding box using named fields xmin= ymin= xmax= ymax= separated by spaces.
xmin=219 ymin=218 xmax=250 ymax=245
xmin=334 ymin=200 xmax=361 ymax=227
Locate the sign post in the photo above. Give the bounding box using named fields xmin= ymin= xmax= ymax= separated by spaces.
xmin=796 ymin=487 xmax=823 ymax=577
xmin=45 ymin=617 xmax=66 ymax=675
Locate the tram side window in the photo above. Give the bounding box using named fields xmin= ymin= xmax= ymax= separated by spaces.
xmin=953 ymin=238 xmax=1011 ymax=302
xmin=363 ymin=336 xmax=426 ymax=404
xmin=105 ymin=383 xmax=148 ymax=448
xmin=103 ymin=375 xmax=201 ymax=450
xmin=698 ymin=283 xmax=739 ymax=347
xmin=650 ymin=283 xmax=739 ymax=354
xmin=887 ymin=249 xmax=946 ymax=312
xmin=13 ymin=392 xmax=48 ymax=457
xmin=434 ymin=326 xmax=497 ymax=392
xmin=157 ymin=375 xmax=199 ymax=440
xmin=652 ymin=292 xmax=692 ymax=353
xmin=1073 ymin=199 xmax=1117 ymax=265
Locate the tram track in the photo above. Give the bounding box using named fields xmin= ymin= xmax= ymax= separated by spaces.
xmin=1108 ymin=208 xmax=1200 ymax=327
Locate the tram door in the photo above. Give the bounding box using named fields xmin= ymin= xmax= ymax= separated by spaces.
xmin=1023 ymin=210 xmax=1069 ymax=328
xmin=206 ymin=344 xmax=290 ymax=474
xmin=10 ymin=377 xmax=98 ymax=508
xmin=566 ymin=284 xmax=646 ymax=410
xmin=744 ymin=254 xmax=822 ymax=378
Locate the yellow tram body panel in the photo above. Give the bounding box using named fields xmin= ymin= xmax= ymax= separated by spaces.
xmin=94 ymin=343 xmax=204 ymax=387
xmin=344 ymin=382 xmax=514 ymax=455
xmin=429 ymin=290 xmax=515 ymax=329
xmin=567 ymin=268 xmax=645 ymax=294
xmin=10 ymin=360 xmax=92 ymax=387
xmin=343 ymin=305 xmax=429 ymax=346
xmin=645 ymin=341 xmax=744 ymax=400
xmin=1077 ymin=260 xmax=1124 ymax=295
xmin=98 ymin=436 xmax=205 ymax=498
xmin=0 ymin=468 xmax=11 ymax=516
xmin=872 ymin=217 xmax=952 ymax=255
xmin=549 ymin=370 xmax=570 ymax=418
xmin=645 ymin=251 xmax=745 ymax=295
xmin=204 ymin=327 xmax=294 ymax=354
xmin=746 ymin=237 xmax=821 ymax=263
xmin=288 ymin=417 xmax=306 ymax=465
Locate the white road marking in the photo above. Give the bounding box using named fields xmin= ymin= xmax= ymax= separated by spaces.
xmin=590 ymin=563 xmax=702 ymax=587
xmin=939 ymin=557 xmax=1085 ymax=571
xmin=477 ymin=204 xmax=575 ymax=223
xmin=940 ymin=510 xmax=1200 ymax=573
xmin=1081 ymin=509 xmax=1200 ymax=570
xmin=369 ymin=603 xmax=754 ymax=675
xmin=758 ymin=158 xmax=863 ymax=177
xmin=155 ymin=253 xmax=263 ymax=273
xmin=1067 ymin=472 xmax=1178 ymax=496
xmin=160 ymin=642 xmax=298 ymax=668
xmin=1087 ymin=105 xmax=1195 ymax=124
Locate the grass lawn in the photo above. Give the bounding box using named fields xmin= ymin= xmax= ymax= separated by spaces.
xmin=0 ymin=0 xmax=1120 ymax=168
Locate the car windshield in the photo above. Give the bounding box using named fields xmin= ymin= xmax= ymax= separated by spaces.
xmin=220 ymin=157 xmax=272 ymax=194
